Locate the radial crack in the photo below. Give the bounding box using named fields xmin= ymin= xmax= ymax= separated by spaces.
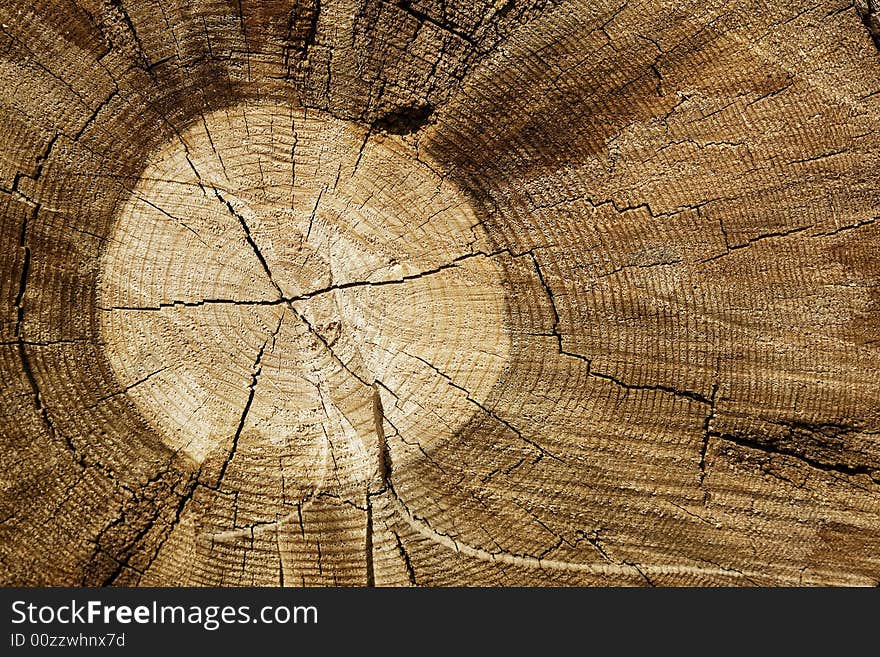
xmin=528 ymin=252 xmax=591 ymax=366
xmin=365 ymin=499 xmax=375 ymax=586
xmin=589 ymin=369 xmax=711 ymax=405
xmin=11 ymin=202 xmax=84 ymax=467
xmin=407 ymin=352 xmax=565 ymax=463
xmin=215 ymin=314 xmax=284 ymax=485
xmin=212 ymin=188 xmax=284 ymax=297
xmin=702 ymin=224 xmax=813 ymax=262
xmin=100 ymin=248 xmax=518 ymax=312
xmin=136 ymin=195 xmax=209 ymax=246
xmin=713 ymin=431 xmax=880 ymax=484
xmin=288 ymin=303 xmax=372 ymax=387
xmin=698 ymin=383 xmax=719 ymax=486
xmin=101 ymin=298 xmax=280 ymax=311
xmin=392 ymin=529 xmax=417 ymax=585
xmin=142 ymin=469 xmax=201 ymax=575
xmin=396 ymin=0 xmax=475 ymax=43
xmin=528 ymin=253 xmax=712 ymax=403
xmin=87 ymin=367 xmax=170 ymax=408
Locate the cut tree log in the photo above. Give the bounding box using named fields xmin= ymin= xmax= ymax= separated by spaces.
xmin=1 ymin=0 xmax=879 ymax=586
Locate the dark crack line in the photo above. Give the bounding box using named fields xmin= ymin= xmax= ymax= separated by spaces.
xmin=512 ymin=499 xmax=567 ymax=551
xmin=108 ymin=0 xmax=152 ymax=69
xmin=201 ymin=114 xmax=229 ymax=182
xmin=703 ymin=225 xmax=813 ymax=262
xmin=666 ymin=501 xmax=716 ymax=527
xmin=856 ymin=0 xmax=880 ymax=51
xmin=305 ymin=186 xmax=325 ymax=242
xmin=372 ymin=383 xmax=393 ymax=487
xmin=374 ymin=379 xmax=449 ymax=474
xmin=365 ymin=499 xmax=375 ymax=586
xmin=698 ymin=383 xmax=719 ymax=485
xmin=396 ymin=0 xmax=475 ymax=43
xmin=811 ymin=216 xmax=878 ymax=238
xmin=314 ymin=392 xmax=343 ymax=485
xmin=213 ymin=188 xmax=284 ymax=297
xmin=141 ymin=469 xmax=201 ymax=576
xmin=589 ymin=370 xmax=711 ymax=405
xmin=315 ymin=491 xmax=369 ymax=512
xmin=276 ymin=247 xmax=506 ymax=300
xmin=11 ymin=202 xmax=85 ymax=467
xmin=136 ymin=195 xmax=209 ymax=246
xmin=407 ymin=352 xmax=565 ymax=463
xmin=713 ymin=431 xmax=880 ymax=484
xmin=289 ymin=303 xmax=372 ymax=387
xmin=277 ymin=529 xmax=285 ymax=587
xmin=14 ymin=247 xmax=30 ymax=337
xmin=87 ymin=367 xmax=170 ymax=409
xmin=626 ymin=561 xmax=657 ymax=587
xmin=528 ymin=252 xmax=592 ymax=366
xmin=579 ymin=530 xmax=613 ymax=563
xmin=788 ymin=149 xmax=848 ymax=166
xmin=351 ymin=125 xmax=373 ymax=176
xmin=19 ymin=339 xmax=80 ymax=470
xmin=369 ymin=385 xmax=411 ymax=585
xmin=286 ymin=249 xmax=489 ymax=297
xmin=392 ymin=529 xmax=417 ymax=585
xmin=99 ymin=298 xmax=280 ymax=311
xmin=528 ymin=252 xmax=709 ymax=403
xmin=215 ymin=315 xmax=283 ymax=485
xmin=13 ymin=204 xmax=36 ymax=335
xmin=101 ymin=248 xmax=518 ymax=312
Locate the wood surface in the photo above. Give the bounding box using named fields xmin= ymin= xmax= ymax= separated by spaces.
xmin=1 ymin=0 xmax=879 ymax=586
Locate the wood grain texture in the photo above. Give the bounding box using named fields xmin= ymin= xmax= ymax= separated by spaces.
xmin=1 ymin=0 xmax=879 ymax=586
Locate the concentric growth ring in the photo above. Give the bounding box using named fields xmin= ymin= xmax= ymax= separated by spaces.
xmin=99 ymin=102 xmax=511 ymax=513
